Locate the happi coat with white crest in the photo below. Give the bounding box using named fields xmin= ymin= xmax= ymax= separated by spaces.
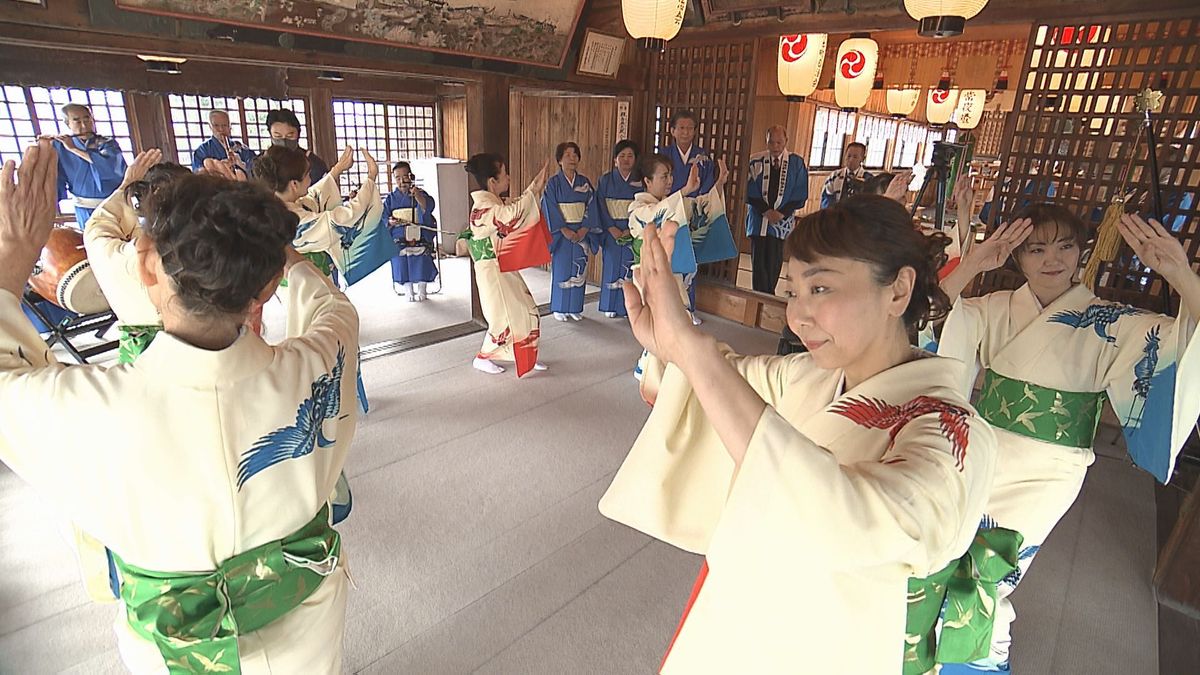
xmin=936 ymin=282 xmax=1200 ymax=667
xmin=600 ymin=347 xmax=997 ymax=674
xmin=0 ymin=259 xmax=359 ymax=674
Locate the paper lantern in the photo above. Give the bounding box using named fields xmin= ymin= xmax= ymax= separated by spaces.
xmin=622 ymin=0 xmax=688 ymax=51
xmin=777 ymin=33 xmax=828 ymax=102
xmin=953 ymin=88 xmax=987 ymax=129
xmin=904 ymin=0 xmax=990 ymax=38
xmin=926 ymin=87 xmax=960 ymax=125
xmin=834 ymin=37 xmax=879 ymax=111
xmin=887 ymin=88 xmax=921 ymax=118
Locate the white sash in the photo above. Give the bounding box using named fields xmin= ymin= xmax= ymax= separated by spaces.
xmin=559 ymin=202 xmax=587 ymax=224
xmin=605 ymin=198 xmax=633 ymax=221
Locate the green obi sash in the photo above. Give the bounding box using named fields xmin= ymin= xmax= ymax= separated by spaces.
xmin=460 ymin=231 xmax=495 ymax=262
xmin=118 ymin=325 xmax=161 ymax=365
xmin=903 ymin=527 xmax=1023 ymax=675
xmin=114 ymin=505 xmax=341 ymax=675
xmin=975 ymin=369 xmax=1105 ymax=448
xmin=280 ymin=252 xmax=335 ymax=287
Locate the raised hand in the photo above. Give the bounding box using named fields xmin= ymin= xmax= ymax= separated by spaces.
xmin=963 ymin=218 xmax=1034 ymax=273
xmin=330 ymin=146 xmax=355 ymax=177
xmin=624 ymin=219 xmax=692 ymax=362
xmin=951 ymin=174 xmax=974 ymax=211
xmin=885 ymin=170 xmax=914 ymax=203
xmin=202 ymin=157 xmax=241 ymax=181
xmin=683 ymin=163 xmax=701 ymax=195
xmin=1117 ymin=214 xmax=1191 ymax=282
xmin=529 ymin=158 xmax=552 ymax=194
xmin=360 ymin=147 xmax=379 ymax=181
xmin=122 ymin=148 xmax=163 ymax=187
xmin=0 ymin=140 xmax=59 ymax=296
xmin=714 ymin=158 xmax=729 ymax=190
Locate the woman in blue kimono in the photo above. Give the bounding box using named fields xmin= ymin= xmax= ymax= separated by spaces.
xmin=383 ymin=161 xmax=438 ymax=301
xmin=543 ymin=142 xmax=599 ymax=321
xmin=596 ymin=140 xmax=641 ymax=318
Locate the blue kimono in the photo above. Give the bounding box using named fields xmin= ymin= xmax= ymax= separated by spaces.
xmin=745 ymin=151 xmax=809 ymax=239
xmin=191 ymin=136 xmax=256 ymax=173
xmin=542 ymin=170 xmax=599 ymax=314
xmin=54 ymin=135 xmax=127 ymax=227
xmin=383 ymin=188 xmax=438 ymax=284
xmin=596 ymin=169 xmax=641 ymax=316
xmin=664 ymin=144 xmax=716 ymax=311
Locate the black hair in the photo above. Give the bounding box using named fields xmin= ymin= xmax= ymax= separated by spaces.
xmin=252 ymin=145 xmax=309 ymax=193
xmin=391 ymin=161 xmax=412 ymax=174
xmin=142 ymin=175 xmax=298 ymax=317
xmin=265 ymin=108 xmax=302 ymax=131
xmin=464 ymin=153 xmax=506 ymax=189
xmin=1011 ymin=202 xmax=1089 ymax=253
xmin=669 ymin=109 xmax=698 ymax=129
xmin=124 ymin=162 xmax=191 ymax=217
xmin=555 ymin=141 xmax=581 ymax=163
xmin=612 ymin=139 xmax=639 ymax=160
xmin=785 ymin=195 xmax=951 ymax=330
xmin=637 ymin=153 xmax=673 ymax=189
xmin=846 ymin=141 xmax=867 ymax=154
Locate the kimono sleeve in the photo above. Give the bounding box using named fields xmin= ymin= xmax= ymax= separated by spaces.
xmin=191 ymin=140 xmax=213 ymax=171
xmin=1101 ymin=305 xmax=1200 ymax=483
xmin=83 ymin=192 xmax=159 ymax=326
xmin=726 ymin=403 xmax=995 ymax=574
xmin=474 ymin=189 xmax=539 ymax=239
xmin=542 ymin=177 xmax=570 ymax=234
xmin=282 ymin=260 xmax=361 ymax=352
xmin=937 ymin=295 xmax=989 ymax=397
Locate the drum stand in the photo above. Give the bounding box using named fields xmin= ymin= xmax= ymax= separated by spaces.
xmin=22 ymin=289 xmax=118 ymax=364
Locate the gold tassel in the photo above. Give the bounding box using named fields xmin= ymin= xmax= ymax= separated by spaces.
xmin=1083 ymin=198 xmax=1125 ymax=290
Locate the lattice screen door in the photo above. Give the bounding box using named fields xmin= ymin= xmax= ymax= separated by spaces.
xmin=648 ymin=41 xmax=757 ymax=284
xmin=986 ymin=15 xmax=1200 ymax=312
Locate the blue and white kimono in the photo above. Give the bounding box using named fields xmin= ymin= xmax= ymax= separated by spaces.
xmin=383 ymin=188 xmax=438 ymax=284
xmin=191 ymin=136 xmax=256 ymax=173
xmin=664 ymin=144 xmax=717 ymax=312
xmin=745 ymin=151 xmax=809 ymax=239
xmin=542 ymin=170 xmax=599 ymax=314
xmin=53 ymin=135 xmax=128 ymax=227
xmin=596 ymin=169 xmax=641 ymax=316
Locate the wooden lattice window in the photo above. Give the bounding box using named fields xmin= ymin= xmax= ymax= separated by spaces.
xmin=0 ymin=85 xmax=40 ymax=166
xmin=973 ymin=110 xmax=1008 ymax=158
xmin=809 ymin=107 xmax=856 ymax=169
xmin=332 ymin=98 xmax=436 ymax=194
xmin=165 ymin=94 xmax=309 ymax=166
xmin=649 ymin=40 xmax=757 ymax=283
xmin=987 ymin=15 xmax=1200 ymax=311
xmin=855 ymin=114 xmax=899 ymax=170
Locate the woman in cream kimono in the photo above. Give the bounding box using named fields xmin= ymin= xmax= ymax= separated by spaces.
xmin=0 ymin=141 xmax=357 ymax=674
xmin=462 ymin=153 xmax=550 ymax=377
xmin=935 ymin=203 xmax=1200 ymax=673
xmin=601 ymin=194 xmax=1002 ymax=674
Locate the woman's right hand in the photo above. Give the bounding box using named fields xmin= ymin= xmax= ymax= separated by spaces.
xmin=962 ymin=218 xmax=1034 ymax=273
xmin=330 ymin=147 xmax=355 ymax=177
xmin=529 ymin=158 xmax=552 ymax=194
xmin=122 ymin=148 xmax=162 ymax=188
xmin=0 ymin=140 xmax=58 ymax=298
xmin=683 ymin=163 xmax=701 ymax=195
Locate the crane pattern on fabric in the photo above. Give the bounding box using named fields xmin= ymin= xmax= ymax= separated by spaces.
xmin=1048 ymin=303 xmax=1144 ymax=343
xmin=1129 ymin=325 xmax=1162 ymax=425
xmin=237 ymin=346 xmax=348 ymax=489
xmin=830 ymin=395 xmax=972 ymax=470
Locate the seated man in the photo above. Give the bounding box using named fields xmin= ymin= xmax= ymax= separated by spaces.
xmin=191 ymin=109 xmax=255 ymax=176
xmin=40 ymin=103 xmax=128 ymax=227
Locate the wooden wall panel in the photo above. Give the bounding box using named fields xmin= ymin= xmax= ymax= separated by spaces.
xmin=986 ymin=14 xmax=1200 ymax=314
xmin=440 ymin=96 xmax=468 ymax=160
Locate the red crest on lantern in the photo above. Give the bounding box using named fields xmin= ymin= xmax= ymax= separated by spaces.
xmin=840 ymin=50 xmax=867 ymax=79
xmin=780 ymin=34 xmax=809 ymax=63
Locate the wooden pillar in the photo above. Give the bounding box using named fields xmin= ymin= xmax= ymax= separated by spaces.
xmin=124 ymin=92 xmax=175 ymax=160
xmin=307 ymin=87 xmax=337 ymax=161
xmin=463 ymin=76 xmax=511 ymax=322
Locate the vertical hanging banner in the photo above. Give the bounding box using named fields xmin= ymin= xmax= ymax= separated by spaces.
xmin=616 ymin=100 xmax=631 ymax=141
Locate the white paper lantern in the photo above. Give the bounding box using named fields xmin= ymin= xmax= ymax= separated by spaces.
xmin=887 ymin=88 xmax=922 ymax=118
xmin=834 ymin=37 xmax=879 ymax=110
xmin=777 ymin=33 xmax=828 ymax=102
xmin=622 ymin=0 xmax=688 ymax=51
xmin=926 ymin=87 xmax=960 ymax=125
xmin=953 ymin=88 xmax=987 ymax=129
xmin=904 ymin=0 xmax=989 ymax=38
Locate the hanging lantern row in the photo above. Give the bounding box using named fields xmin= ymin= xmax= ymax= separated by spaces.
xmin=886 ymin=88 xmax=921 ymax=118
xmin=777 ymin=33 xmax=829 ymax=102
xmin=834 ymin=36 xmax=879 ymax=111
xmin=904 ymin=0 xmax=990 ymax=38
xmin=926 ymin=87 xmax=960 ymax=125
xmin=622 ymin=0 xmax=687 ymax=52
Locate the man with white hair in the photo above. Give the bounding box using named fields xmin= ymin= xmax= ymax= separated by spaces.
xmin=39 ymin=103 xmax=128 ymax=227
xmin=745 ymin=125 xmax=808 ymax=295
xmin=191 ymin=109 xmax=255 ymax=175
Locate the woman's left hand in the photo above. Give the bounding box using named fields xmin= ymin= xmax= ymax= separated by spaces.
xmin=624 ymin=219 xmax=698 ymax=364
xmin=1118 ymin=214 xmax=1191 ymax=282
xmin=361 ymin=147 xmax=379 ymax=181
xmin=0 ymin=140 xmax=58 ymax=297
